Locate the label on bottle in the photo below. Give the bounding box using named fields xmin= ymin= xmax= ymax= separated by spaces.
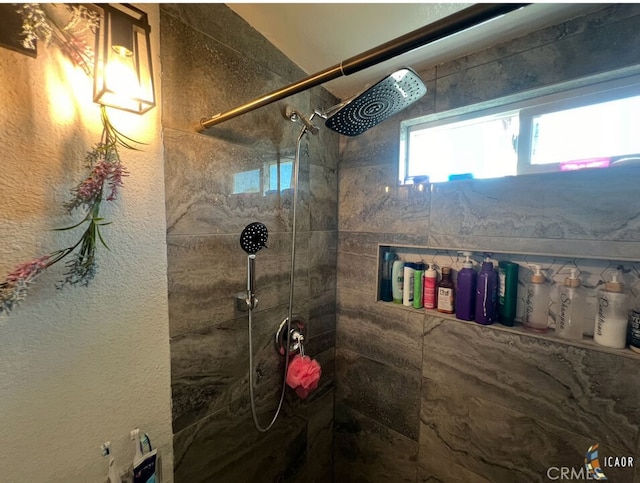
xmin=437 ymin=287 xmax=454 ymax=313
xmin=498 ymin=270 xmax=506 ymax=301
xmin=558 ymin=291 xmax=571 ymax=331
xmin=629 ymin=310 xmax=640 ymax=352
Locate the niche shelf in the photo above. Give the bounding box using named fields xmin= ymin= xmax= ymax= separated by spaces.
xmin=377 ymin=243 xmax=640 ymax=358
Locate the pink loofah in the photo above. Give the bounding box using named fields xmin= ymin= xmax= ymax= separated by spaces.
xmin=286 ymin=354 xmax=322 ymax=399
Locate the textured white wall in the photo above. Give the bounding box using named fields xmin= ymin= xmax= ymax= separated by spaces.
xmin=0 ymin=4 xmax=174 ymax=482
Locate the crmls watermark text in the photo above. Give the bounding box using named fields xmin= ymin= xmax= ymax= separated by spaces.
xmin=547 ymin=456 xmax=634 ymax=480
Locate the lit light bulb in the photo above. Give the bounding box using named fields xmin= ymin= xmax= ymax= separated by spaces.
xmin=105 ymin=50 xmax=140 ymax=101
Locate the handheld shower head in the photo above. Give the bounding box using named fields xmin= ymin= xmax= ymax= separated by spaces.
xmin=285 ymin=106 xmax=320 ymax=135
xmin=324 ymin=68 xmax=427 ymax=136
xmin=240 ymin=222 xmax=268 ymax=255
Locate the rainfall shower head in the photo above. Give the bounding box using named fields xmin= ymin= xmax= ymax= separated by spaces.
xmin=240 ymin=222 xmax=268 ymax=254
xmin=324 ymin=68 xmax=427 ymax=136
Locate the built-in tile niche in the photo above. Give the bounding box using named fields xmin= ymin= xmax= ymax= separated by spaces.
xmin=378 ymin=244 xmax=640 ymax=355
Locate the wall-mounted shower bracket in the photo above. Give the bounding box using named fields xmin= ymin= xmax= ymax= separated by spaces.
xmin=236 ymin=291 xmax=257 ymax=311
xmin=275 ymin=317 xmax=307 ymax=356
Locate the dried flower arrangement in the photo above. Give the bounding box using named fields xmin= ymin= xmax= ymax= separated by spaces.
xmin=0 ymin=4 xmax=140 ymax=314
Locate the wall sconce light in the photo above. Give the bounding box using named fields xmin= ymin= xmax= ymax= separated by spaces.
xmin=93 ymin=3 xmax=155 ymax=114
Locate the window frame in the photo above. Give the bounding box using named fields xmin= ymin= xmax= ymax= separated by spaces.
xmin=400 ymin=68 xmax=640 ymax=184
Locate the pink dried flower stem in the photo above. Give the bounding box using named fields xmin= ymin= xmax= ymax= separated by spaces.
xmin=0 ymin=252 xmax=64 ymax=314
xmin=2 ymin=106 xmax=139 ymax=314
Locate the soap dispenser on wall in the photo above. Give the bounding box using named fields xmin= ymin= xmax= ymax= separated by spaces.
xmin=594 ymin=270 xmax=629 ymax=349
xmin=524 ymin=264 xmax=549 ymax=333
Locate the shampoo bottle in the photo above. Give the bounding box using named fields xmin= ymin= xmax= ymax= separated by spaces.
xmin=498 ymin=261 xmax=519 ymax=326
xmin=594 ymin=270 xmax=629 ymax=349
xmin=524 ymin=264 xmax=549 ymax=333
xmin=413 ymin=262 xmax=425 ymax=309
xmin=475 ymin=255 xmax=498 ymax=325
xmin=392 ymin=260 xmax=405 ymax=304
xmin=380 ymin=251 xmax=395 ymax=302
xmin=556 ymin=268 xmax=585 ymax=340
xmin=455 ymin=252 xmax=476 ymax=321
xmin=423 ymin=265 xmax=437 ymax=310
xmin=403 ymin=263 xmax=415 ymax=306
xmin=437 ymin=267 xmax=455 ymax=314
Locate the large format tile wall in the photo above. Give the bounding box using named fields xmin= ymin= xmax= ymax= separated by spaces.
xmin=160 ymin=5 xmax=338 ymax=482
xmin=336 ymin=4 xmax=640 ymax=483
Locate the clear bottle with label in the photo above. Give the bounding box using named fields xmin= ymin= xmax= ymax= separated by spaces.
xmin=423 ymin=264 xmax=437 ymax=310
xmin=524 ymin=264 xmax=549 ymax=333
xmin=594 ymin=270 xmax=629 ymax=349
xmin=556 ymin=268 xmax=585 ymax=340
xmin=437 ymin=267 xmax=455 ymax=314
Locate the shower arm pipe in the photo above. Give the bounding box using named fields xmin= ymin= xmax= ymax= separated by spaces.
xmin=198 ymin=3 xmax=527 ymax=131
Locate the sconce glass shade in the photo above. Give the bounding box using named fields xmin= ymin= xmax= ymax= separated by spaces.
xmin=93 ymin=4 xmax=155 ymax=114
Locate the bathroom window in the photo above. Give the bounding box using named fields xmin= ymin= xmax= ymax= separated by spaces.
xmin=400 ymin=71 xmax=640 ymax=183
xmin=265 ymin=160 xmax=293 ymax=193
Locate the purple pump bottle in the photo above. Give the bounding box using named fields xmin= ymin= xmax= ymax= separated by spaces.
xmin=475 ymin=255 xmax=498 ymax=325
xmin=455 ymin=252 xmax=476 ymax=321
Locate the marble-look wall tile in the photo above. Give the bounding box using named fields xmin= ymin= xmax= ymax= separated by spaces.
xmin=334 ymin=402 xmax=418 ymax=483
xmin=164 ymin=127 xmax=311 ymax=236
xmin=339 ymin=165 xmax=430 ymax=234
xmin=161 ymin=10 xmax=302 ymax=137
xmin=435 ymin=11 xmax=640 ymax=113
xmin=160 ymin=4 xmax=306 ymax=84
xmin=419 ymin=380 xmax=635 ymax=483
xmin=336 ymin=249 xmax=378 ymax=300
xmin=429 ymin=168 xmax=640 ymax=243
xmin=336 ymin=348 xmax=421 ymax=440
xmin=337 ymin=289 xmax=423 ymax=370
xmin=437 ymin=4 xmax=640 ymax=78
xmin=167 ymin=232 xmax=309 ymax=337
xmin=423 ymin=316 xmax=640 ymax=453
xmin=173 ymin=400 xmax=308 ymax=483
xmin=308 ymin=290 xmax=336 ymax=338
xmin=171 ymin=303 xmax=303 ymax=432
xmin=427 ymin=233 xmax=640 ymax=262
xmin=427 ymin=168 xmax=640 ymax=259
xmin=303 ymin=391 xmax=334 ymax=483
xmin=310 ymin=165 xmax=337 ymax=231
xmin=310 ymin=125 xmax=340 ymax=171
xmin=309 ymin=231 xmax=337 ymax=297
xmin=338 ymin=232 xmax=429 ymax=258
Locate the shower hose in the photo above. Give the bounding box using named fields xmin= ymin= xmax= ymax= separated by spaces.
xmin=247 ymin=125 xmax=308 ymax=432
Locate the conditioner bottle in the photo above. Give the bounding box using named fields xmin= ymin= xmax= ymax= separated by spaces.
xmin=594 ymin=270 xmax=629 ymax=349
